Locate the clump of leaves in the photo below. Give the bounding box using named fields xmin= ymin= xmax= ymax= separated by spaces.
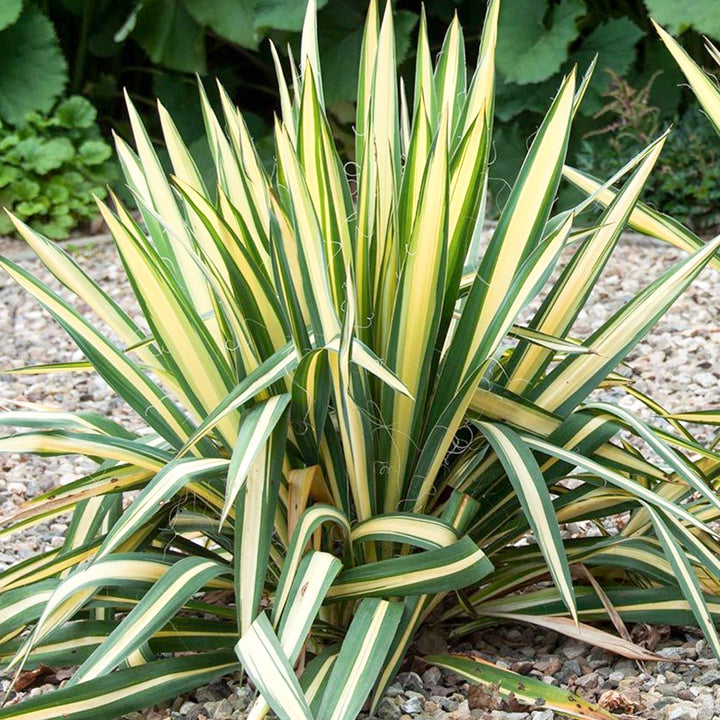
xmin=0 ymin=96 xmax=116 ymax=239
xmin=577 ymin=72 xmax=720 ymax=236
xmin=1 ymin=3 xmax=720 ymax=720
xmin=0 ymin=2 xmax=67 ymax=124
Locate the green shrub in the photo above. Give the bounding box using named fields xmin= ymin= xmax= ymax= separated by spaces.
xmin=1 ymin=3 xmax=720 ymax=720
xmin=0 ymin=96 xmax=116 ymax=239
xmin=44 ymin=0 xmax=720 ymax=189
xmin=0 ymin=3 xmax=66 ymax=125
xmin=576 ymin=72 xmax=720 ymax=236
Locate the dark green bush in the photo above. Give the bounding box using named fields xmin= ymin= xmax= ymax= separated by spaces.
xmin=0 ymin=96 xmax=116 ymax=239
xmin=47 ymin=2 xmax=717 ymax=178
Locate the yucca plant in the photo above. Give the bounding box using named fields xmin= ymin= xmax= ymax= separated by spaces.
xmin=1 ymin=2 xmax=720 ymax=719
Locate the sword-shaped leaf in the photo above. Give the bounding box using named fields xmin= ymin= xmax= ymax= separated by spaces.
xmin=68 ymin=557 xmax=229 ymax=684
xmin=236 ymin=613 xmax=313 ymax=720
xmin=327 ymin=535 xmax=492 ymax=600
xmin=644 ymin=503 xmax=720 ymax=657
xmin=0 ymin=651 xmax=238 ymax=720
xmin=0 ymin=430 xmax=170 ymax=471
xmin=505 ymin=133 xmax=667 ymax=392
xmin=234 ymin=402 xmax=289 ymax=633
xmin=97 ymin=458 xmax=228 ymax=558
xmin=220 ymin=394 xmax=290 ymax=526
xmin=0 ymin=254 xmax=193 ymax=446
xmin=531 ymin=233 xmax=720 ymax=415
xmin=562 ymin=165 xmax=720 ymax=273
xmin=316 ymin=598 xmax=403 ymax=720
xmin=246 ymin=551 xmax=342 ymax=720
xmin=475 ymin=421 xmax=576 ymax=621
xmin=654 ymin=21 xmax=720 ymax=135
xmin=426 ymin=654 xmax=615 ymax=720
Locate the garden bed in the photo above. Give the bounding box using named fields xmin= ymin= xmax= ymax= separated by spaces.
xmin=0 ymin=231 xmax=719 ymax=720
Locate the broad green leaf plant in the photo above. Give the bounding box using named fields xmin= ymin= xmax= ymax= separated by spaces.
xmin=0 ymin=96 xmax=117 ymax=239
xmin=2 ymin=2 xmax=720 ymax=718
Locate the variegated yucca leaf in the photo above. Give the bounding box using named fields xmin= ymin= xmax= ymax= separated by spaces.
xmin=427 ymin=654 xmax=615 ymax=720
xmin=1 ymin=1 xmax=719 ymax=718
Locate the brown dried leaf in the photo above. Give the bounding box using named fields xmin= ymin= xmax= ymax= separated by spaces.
xmin=598 ymin=690 xmax=642 ymax=714
xmin=13 ymin=665 xmax=54 ymax=692
xmin=630 ymin=623 xmax=668 ymax=651
xmin=466 ymin=683 xmax=503 ymax=710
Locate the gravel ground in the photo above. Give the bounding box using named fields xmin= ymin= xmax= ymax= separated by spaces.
xmin=0 ymin=231 xmax=719 ymax=720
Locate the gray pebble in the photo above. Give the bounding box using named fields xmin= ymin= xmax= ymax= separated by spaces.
xmin=531 ymin=711 xmax=554 ymax=720
xmin=665 ymin=703 xmax=699 ymax=720
xmin=400 ymin=697 xmax=423 ymax=714
xmin=211 ymin=698 xmax=234 ymax=719
xmin=421 ymin=666 xmax=442 ymax=689
xmin=397 ymin=672 xmax=424 ymax=694
xmin=695 ymin=669 xmax=720 ymax=686
xmin=376 ymin=697 xmax=402 ymax=720
xmin=439 ymin=698 xmax=458 ymax=712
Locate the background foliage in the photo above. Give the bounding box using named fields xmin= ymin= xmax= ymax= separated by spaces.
xmin=0 ymin=96 xmax=116 ymax=238
xmin=1 ymin=0 xmax=720 ymax=237
xmin=46 ymin=0 xmax=720 ymax=171
xmin=576 ymin=73 xmax=720 ymax=235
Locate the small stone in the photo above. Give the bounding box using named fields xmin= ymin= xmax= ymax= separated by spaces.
xmin=448 ymin=699 xmax=471 ymax=720
xmin=696 ymin=669 xmax=720 ymax=686
xmin=212 ymin=698 xmax=235 ymax=719
xmin=608 ymin=670 xmax=624 ymax=685
xmin=695 ymin=372 xmax=717 ymax=389
xmin=511 ymin=661 xmax=534 ymax=675
xmin=400 ymin=697 xmax=423 ymax=714
xmin=398 ymin=672 xmax=424 ymax=694
xmin=558 ymin=659 xmax=582 ymax=683
xmin=574 ymin=673 xmax=599 ymax=690
xmin=422 ymin=666 xmax=442 ymax=689
xmin=385 ymin=683 xmax=404 ymax=698
xmin=665 ymin=703 xmax=698 ymax=720
xmin=232 ymin=686 xmax=253 ymax=710
xmin=561 ymin=641 xmax=585 ymax=660
xmin=187 ymin=706 xmax=209 ymax=720
xmin=441 ymin=698 xmax=459 ymax=712
xmin=531 ymin=710 xmax=554 ymax=720
xmin=406 ymin=691 xmax=425 ymax=701
xmin=377 ymin=697 xmax=402 ymax=720
xmin=658 ymin=647 xmax=688 ymax=660
xmin=534 ymin=657 xmax=561 ymax=675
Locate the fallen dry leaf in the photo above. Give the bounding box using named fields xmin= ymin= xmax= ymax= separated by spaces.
xmin=630 ymin=623 xmax=669 ymax=651
xmin=598 ymin=689 xmax=643 ymax=714
xmin=13 ymin=665 xmax=55 ymax=692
